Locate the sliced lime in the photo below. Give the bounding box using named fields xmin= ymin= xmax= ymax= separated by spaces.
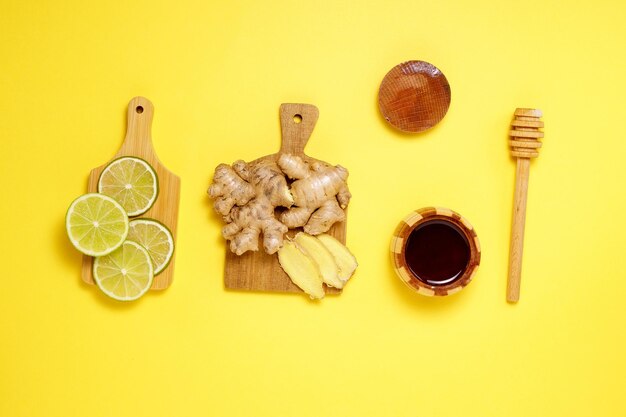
xmin=66 ymin=193 xmax=129 ymax=256
xmin=97 ymin=156 xmax=158 ymax=216
xmin=93 ymin=240 xmax=154 ymax=301
xmin=127 ymin=219 xmax=174 ymax=275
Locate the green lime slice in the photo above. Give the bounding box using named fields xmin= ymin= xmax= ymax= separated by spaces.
xmin=97 ymin=156 xmax=158 ymax=216
xmin=93 ymin=240 xmax=154 ymax=301
xmin=127 ymin=219 xmax=174 ymax=275
xmin=66 ymin=193 xmax=129 ymax=256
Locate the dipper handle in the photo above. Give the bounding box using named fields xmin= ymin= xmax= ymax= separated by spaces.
xmin=507 ymin=108 xmax=543 ymax=302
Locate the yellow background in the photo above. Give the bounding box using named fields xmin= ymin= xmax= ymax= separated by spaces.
xmin=1 ymin=0 xmax=625 ymax=416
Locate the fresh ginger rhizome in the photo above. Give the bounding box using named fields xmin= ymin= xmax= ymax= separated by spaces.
xmin=208 ymin=154 xmax=357 ymax=298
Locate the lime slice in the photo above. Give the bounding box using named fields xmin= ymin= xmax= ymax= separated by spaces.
xmin=97 ymin=156 xmax=158 ymax=216
xmin=93 ymin=240 xmax=154 ymax=301
xmin=127 ymin=219 xmax=174 ymax=275
xmin=66 ymin=193 xmax=129 ymax=256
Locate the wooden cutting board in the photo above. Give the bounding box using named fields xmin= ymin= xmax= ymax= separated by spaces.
xmin=81 ymin=97 xmax=181 ymax=290
xmin=224 ymin=103 xmax=346 ymax=295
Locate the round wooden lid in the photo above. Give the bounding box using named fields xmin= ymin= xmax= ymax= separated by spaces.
xmin=378 ymin=61 xmax=451 ymax=133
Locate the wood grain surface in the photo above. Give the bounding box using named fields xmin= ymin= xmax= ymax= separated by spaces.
xmin=81 ymin=97 xmax=181 ymax=290
xmin=224 ymin=103 xmax=346 ymax=295
xmin=378 ymin=60 xmax=451 ymax=133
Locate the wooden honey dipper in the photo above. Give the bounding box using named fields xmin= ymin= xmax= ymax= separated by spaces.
xmin=507 ymin=108 xmax=544 ymax=302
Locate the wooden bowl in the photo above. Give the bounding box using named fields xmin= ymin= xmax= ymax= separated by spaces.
xmin=378 ymin=60 xmax=451 ymax=133
xmin=390 ymin=207 xmax=480 ymax=296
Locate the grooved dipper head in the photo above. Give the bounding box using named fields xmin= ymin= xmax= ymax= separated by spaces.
xmin=509 ymin=108 xmax=544 ymax=159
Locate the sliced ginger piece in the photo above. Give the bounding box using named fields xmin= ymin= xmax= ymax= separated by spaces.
xmin=278 ymin=241 xmax=325 ymax=299
xmin=316 ymin=234 xmax=358 ymax=283
xmin=294 ymin=232 xmax=343 ymax=289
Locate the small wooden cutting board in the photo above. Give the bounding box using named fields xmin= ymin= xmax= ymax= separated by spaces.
xmin=224 ymin=103 xmax=346 ymax=295
xmin=81 ymin=97 xmax=181 ymax=290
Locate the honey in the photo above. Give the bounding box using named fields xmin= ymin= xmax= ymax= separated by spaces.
xmin=404 ymin=220 xmax=470 ymax=286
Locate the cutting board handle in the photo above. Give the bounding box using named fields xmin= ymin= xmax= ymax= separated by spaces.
xmin=279 ymin=103 xmax=319 ymax=156
xmin=119 ymin=96 xmax=155 ymax=155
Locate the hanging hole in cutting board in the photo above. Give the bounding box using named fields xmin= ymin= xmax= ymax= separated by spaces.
xmin=293 ymin=114 xmax=302 ymax=124
xmin=136 ymin=106 xmax=144 ymax=114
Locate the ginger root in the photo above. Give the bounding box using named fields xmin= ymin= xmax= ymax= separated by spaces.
xmin=208 ymin=159 xmax=293 ymax=255
xmin=278 ymin=232 xmax=358 ymax=299
xmin=316 ymin=233 xmax=358 ymax=282
xmin=208 ymin=153 xmax=351 ymax=255
xmin=278 ymin=154 xmax=351 ymax=235
xmin=208 ymin=164 xmax=255 ymax=216
xmin=278 ymin=240 xmax=325 ymax=299
xmin=293 ymin=232 xmax=343 ymax=288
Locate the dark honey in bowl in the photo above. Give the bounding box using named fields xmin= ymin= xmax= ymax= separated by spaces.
xmin=404 ymin=220 xmax=470 ymax=286
xmin=390 ymin=207 xmax=481 ymax=296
